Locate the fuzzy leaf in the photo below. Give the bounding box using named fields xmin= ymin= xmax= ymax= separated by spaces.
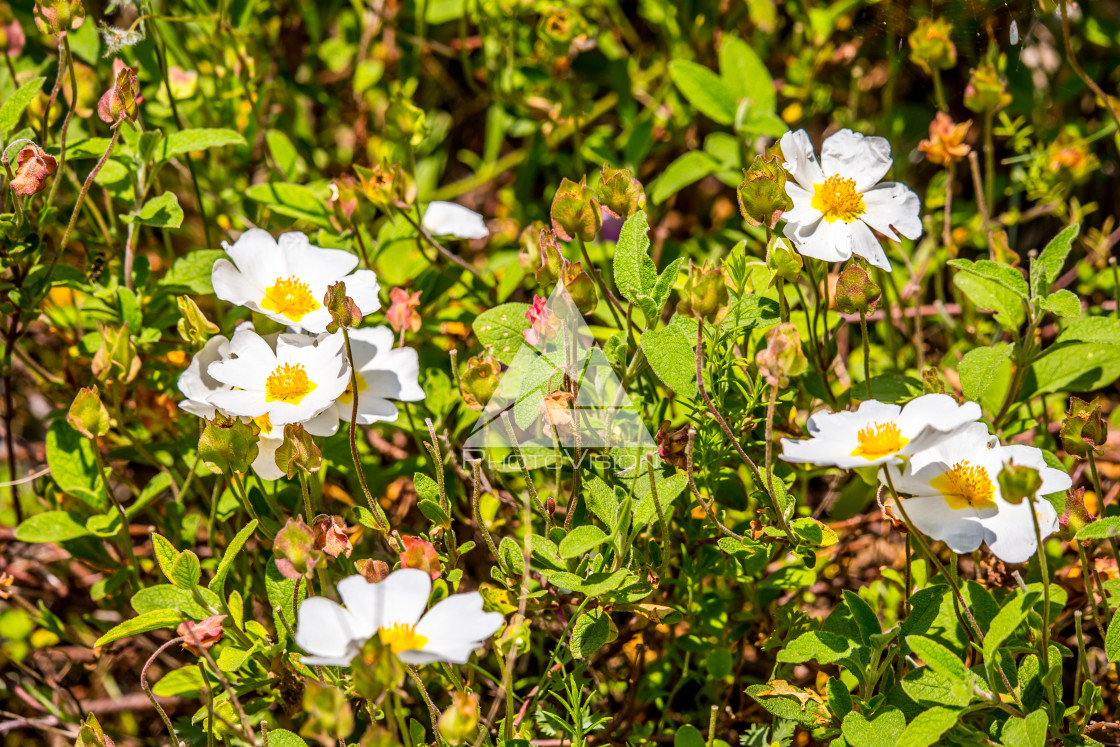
xmin=473 ymin=302 xmax=531 ymax=365
xmin=95 ymin=609 xmax=183 ymax=647
xmin=668 ymin=60 xmax=737 ymax=125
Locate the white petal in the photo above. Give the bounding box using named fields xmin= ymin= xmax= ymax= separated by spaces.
xmin=178 ymin=335 xmax=231 ymax=406
xmin=207 ymin=389 xmax=270 ymax=418
xmin=295 ymin=597 xmax=366 ymax=663
xmin=337 ymin=569 xmax=431 ymax=633
xmin=781 ymin=182 xmax=820 ymax=225
xmin=846 ymin=218 xmax=892 ymax=271
xmin=211 ymin=259 xmax=262 ymax=309
xmin=981 ymin=498 xmax=1055 ymax=564
xmin=786 ymin=219 xmax=852 ymax=264
xmin=861 ymin=183 xmax=923 ymax=242
xmin=251 ymin=430 xmax=285 ymax=481
xmin=901 ymin=495 xmax=987 ymax=554
xmin=224 ymin=229 xmax=286 ymax=289
xmin=422 ymin=202 xmax=489 ymax=239
xmin=284 ymin=242 xmax=360 ymax=289
xmin=820 ymin=129 xmax=893 ymax=191
xmin=344 ymin=270 xmax=383 ymax=316
xmin=411 ymin=592 xmax=504 ymax=664
xmin=896 ymin=394 xmax=982 ymax=438
xmin=303 ymin=407 xmax=341 ymax=437
xmin=779 ymin=130 xmax=825 ymax=192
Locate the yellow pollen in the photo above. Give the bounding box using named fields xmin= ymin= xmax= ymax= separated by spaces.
xmin=931 ymin=461 xmax=996 ymax=511
xmin=336 ymin=374 xmax=368 ymax=406
xmin=850 ymin=422 xmax=908 ymax=460
xmin=261 ymin=276 xmax=320 ymax=322
xmin=812 ymin=175 xmax=866 ymax=223
xmin=264 ymin=363 xmax=317 ymax=405
xmin=378 ymin=623 xmax=427 ymax=655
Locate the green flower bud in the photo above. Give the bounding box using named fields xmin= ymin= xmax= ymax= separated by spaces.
xmin=176 ymin=295 xmax=219 ymax=346
xmin=550 ymin=177 xmax=601 ymax=242
xmin=300 ymin=681 xmax=354 ymax=745
xmin=597 ymin=163 xmax=646 ymax=219
xmin=460 ymin=355 xmax=501 ymax=410
xmin=1061 ymin=397 xmax=1108 ymax=458
xmin=835 ymin=258 xmax=881 ymax=314
xmin=97 ymin=65 xmax=138 ymax=126
xmin=677 ymin=263 xmax=730 ymax=323
xmin=323 ymin=281 xmax=362 ymax=333
xmin=964 ymin=60 xmax=1011 ymax=114
xmin=91 ymin=323 xmax=140 ymax=383
xmin=354 ymin=162 xmax=408 ymax=211
xmin=439 ymin=692 xmax=480 ymax=745
xmin=908 ymin=18 xmax=957 ymax=76
xmin=75 ymin=713 xmax=115 ymax=747
xmin=738 ymin=154 xmax=793 ymax=228
xmin=68 ymin=387 xmax=110 ymax=439
xmin=273 ymin=516 xmax=322 ymax=580
xmin=756 ymin=323 xmax=807 ymax=388
xmin=198 ymin=414 xmax=259 ymax=475
xmin=33 ymin=0 xmax=84 ymax=37
xmin=385 ymin=95 xmax=429 ymax=147
xmin=766 ymin=237 xmax=802 ymax=284
xmin=563 ymin=261 xmax=598 ymax=314
xmin=997 ymin=460 xmax=1043 ymax=505
xmin=535 ymin=227 xmax=565 ymax=287
xmin=275 ymin=423 xmax=322 ymax=478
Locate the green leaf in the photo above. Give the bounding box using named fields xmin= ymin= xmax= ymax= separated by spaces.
xmin=14 ymin=511 xmax=92 ymax=543
xmin=266 ymin=561 xmax=305 ymax=646
xmin=717 ymin=36 xmax=775 ymax=113
xmin=263 ymin=729 xmax=309 ymax=747
xmin=95 ymin=609 xmax=183 ymax=646
xmin=151 ymin=532 xmax=180 ymax=581
xmin=1027 ymin=342 xmax=1120 ymax=395
xmin=776 ymin=630 xmax=855 ymax=665
xmin=906 ymin=635 xmax=968 ymax=682
xmin=131 ymin=584 xmax=220 ymax=619
xmin=1107 ymin=606 xmax=1120 ymax=662
xmin=958 ymin=345 xmax=1010 ymax=401
xmin=895 ymin=707 xmax=959 ymax=747
xmin=1076 ymin=517 xmax=1120 ymax=541
xmin=747 ymin=682 xmax=831 ymax=728
xmin=159 ymin=250 xmax=224 ymax=294
xmin=170 ymin=550 xmax=202 ymax=589
xmin=673 ymin=724 xmax=706 ymax=747
xmin=633 ymin=472 xmax=687 ymax=527
xmin=585 ymin=476 xmax=619 ymax=531
xmin=983 ymin=591 xmax=1041 ymax=668
xmin=209 ymin=520 xmax=258 ymax=598
xmin=668 ymin=60 xmax=737 ymax=125
xmin=46 ymin=419 xmax=107 ymax=511
xmin=1038 ymin=289 xmax=1081 ymax=318
xmin=0 ymin=77 xmax=46 ymax=141
xmin=558 ymin=525 xmax=609 ymax=559
xmin=948 ymin=259 xmax=1029 ymax=297
xmin=640 ymin=323 xmax=698 ymax=397
xmin=1058 ymin=317 xmax=1120 ymax=344
xmin=901 ymin=667 xmax=972 ymax=709
xmin=152 ymin=665 xmax=204 ymax=698
xmin=570 ymin=608 xmax=612 ymax=660
xmin=473 ymin=302 xmax=531 ymax=365
xmin=132 ymin=192 xmax=184 ymax=228
xmin=1001 ymin=710 xmax=1048 ymax=747
xmin=841 ymin=708 xmax=905 ymax=747
xmin=158 ymin=128 xmax=246 ymax=161
xmin=498 ymin=536 xmax=524 ymax=576
xmin=613 ymin=211 xmax=657 ymax=306
xmin=651 ymin=257 xmax=685 ymax=313
xmin=790 ymin=517 xmax=837 ymax=547
xmin=217 ymin=645 xmax=255 ymax=672
xmin=1034 ymin=223 xmax=1080 ymax=287
xmin=649 ymin=151 xmax=720 ymax=204
xmin=950 ymin=263 xmax=1027 ymax=329
xmin=244 ymin=182 xmax=332 ymax=228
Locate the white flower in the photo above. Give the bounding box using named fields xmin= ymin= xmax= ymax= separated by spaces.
xmin=295 ymin=568 xmax=504 ymax=666
xmin=421 ymin=201 xmax=489 ymax=239
xmin=780 ymin=394 xmax=981 ymax=469
xmin=889 ymin=423 xmax=1072 ymax=563
xmin=206 ymin=326 xmax=350 ymax=427
xmin=212 ymin=230 xmax=381 ymax=334
xmin=780 ymin=128 xmax=922 ymax=271
xmin=177 ymin=334 xmax=232 ymax=419
xmin=309 ymin=326 xmax=425 ymax=429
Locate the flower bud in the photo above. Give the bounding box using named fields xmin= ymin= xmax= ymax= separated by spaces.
xmin=400 ymin=535 xmax=440 ymax=579
xmin=1061 ymin=397 xmax=1108 ymax=458
xmin=330 ymin=174 xmax=360 ymax=224
xmin=75 ymin=713 xmax=115 ymax=747
xmin=737 ymin=153 xmax=793 ymax=228
xmin=766 ymin=238 xmax=802 ymax=284
xmin=97 ymin=64 xmax=139 ymax=126
xmin=386 ymin=95 xmax=429 ymax=147
xmin=919 ymin=112 xmax=972 ymax=168
xmin=275 ymin=423 xmax=322 ymax=477
xmin=354 ymin=162 xmax=407 ymax=210
xmin=274 ymin=516 xmax=322 ymax=580
xmin=677 ymin=264 xmax=730 ymax=323
xmin=597 ymin=164 xmax=646 ymax=219
xmin=1060 ymin=487 xmax=1094 ymax=536
xmin=176 ymin=295 xmax=220 ymax=345
xmin=655 ymin=420 xmax=690 ymax=469
xmin=563 ymin=261 xmax=598 ymax=315
xmin=755 ymin=323 xmax=807 ymax=388
xmin=33 ymin=0 xmax=84 ymax=37
xmin=460 ymin=355 xmax=501 ymax=410
xmin=91 ymin=323 xmax=141 ymax=383
xmin=324 ymin=281 xmax=362 ymax=333
xmin=356 ymin=558 xmax=390 ymax=583
xmin=301 ymin=681 xmax=354 ymax=745
xmin=68 ymin=387 xmax=110 ymax=439
xmin=386 ymin=287 xmax=422 ymax=335
xmin=908 ymin=18 xmax=956 ymax=76
xmin=438 ymin=692 xmax=480 ymax=745
xmin=921 ymin=366 xmax=947 ymax=394
xmin=518 ymin=220 xmax=548 ymax=269
xmin=964 ymin=60 xmax=1011 ymax=114
xmin=178 ymin=614 xmax=226 ymax=655
xmin=313 ymin=515 xmax=353 ymax=559
xmin=535 ymin=228 xmax=565 ymax=287
xmin=541 ymin=389 xmax=575 ymax=429
xmin=198 ymin=414 xmax=259 ymax=474
xmin=546 ymin=496 xmax=556 ymax=514
xmin=524 ymin=294 xmax=561 ymax=346
xmin=10 ymin=144 xmax=56 ymax=196
xmin=0 ymin=7 xmax=26 ymax=57
xmin=997 ymin=461 xmax=1043 ymax=505
xmin=550 ymin=177 xmax=601 ymax=242
xmin=835 ymin=258 xmax=882 ymax=314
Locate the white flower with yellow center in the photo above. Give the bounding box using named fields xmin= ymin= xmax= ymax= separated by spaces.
xmin=212 ymin=229 xmax=381 ymax=334
xmin=205 ymin=326 xmax=350 ymax=427
xmin=888 ymin=423 xmax=1072 ymax=563
xmin=295 ymin=568 xmax=504 ymax=666
xmin=780 ymin=128 xmax=922 ymax=271
xmin=780 ymin=394 xmax=981 ymax=469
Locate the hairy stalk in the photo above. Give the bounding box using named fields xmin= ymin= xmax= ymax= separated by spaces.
xmin=142 ymin=636 xmax=185 ymax=743
xmin=45 ymin=37 xmax=78 ymax=207
xmin=576 ymin=235 xmax=625 ymax=327
xmin=645 ymin=456 xmax=670 ymax=579
xmin=1026 ymin=491 xmax=1058 ymax=725
xmin=469 ymin=459 xmax=499 ymax=558
xmin=685 ymin=428 xmax=743 ymax=540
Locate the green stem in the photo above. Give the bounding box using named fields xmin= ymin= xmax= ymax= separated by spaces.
xmin=340 ymin=327 xmax=394 ymax=540
xmin=859 ymin=310 xmax=873 ymax=399
xmin=1026 ymin=491 xmax=1059 ymax=726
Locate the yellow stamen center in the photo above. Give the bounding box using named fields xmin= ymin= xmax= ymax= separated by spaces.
xmin=336 ymin=374 xmax=368 ymax=406
xmin=850 ymin=422 xmax=908 ymax=460
xmin=378 ymin=622 xmax=427 ymax=655
xmin=930 ymin=461 xmax=996 ymax=511
xmin=265 ymin=363 xmax=317 ymax=405
xmin=812 ymin=175 xmax=866 ymax=223
xmin=261 ymin=276 xmax=320 ymax=322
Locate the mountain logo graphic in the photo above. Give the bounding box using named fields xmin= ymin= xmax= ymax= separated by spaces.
xmin=463 ymin=284 xmax=658 ymax=472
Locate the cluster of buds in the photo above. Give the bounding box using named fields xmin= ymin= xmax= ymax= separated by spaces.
xmin=33 ymin=0 xmax=83 ymax=37
xmin=919 ymin=112 xmax=972 ymax=168
xmin=98 ymin=64 xmax=139 ymax=127
xmin=908 ymin=18 xmax=956 ymax=76
xmin=399 ymin=535 xmax=440 ymax=579
xmin=964 ymin=60 xmax=1011 ymax=114
xmin=677 ymin=263 xmax=729 ymax=323
xmin=1061 ymin=397 xmax=1108 ymax=458
xmin=834 ymin=258 xmax=881 ymax=314
xmin=535 ymin=6 xmax=592 ymax=74
xmin=10 ymin=143 xmax=57 ymax=196
xmin=459 ymin=355 xmax=501 ymax=410
xmin=737 ymin=152 xmax=793 ymax=229
xmin=755 ymin=323 xmax=807 ymax=388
